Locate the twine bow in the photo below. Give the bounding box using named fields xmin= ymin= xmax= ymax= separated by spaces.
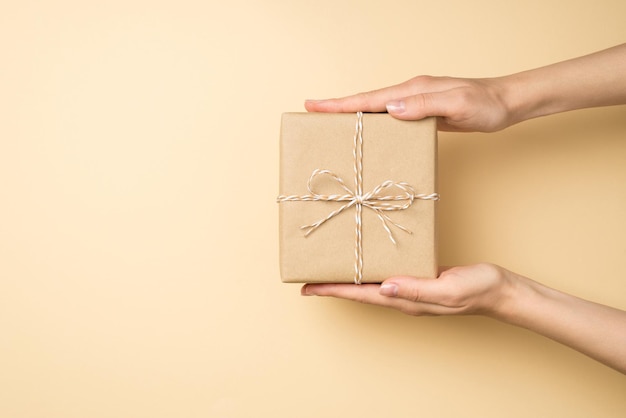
xmin=277 ymin=112 xmax=439 ymax=284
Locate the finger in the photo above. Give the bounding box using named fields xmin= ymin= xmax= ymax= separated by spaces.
xmin=379 ymin=275 xmax=460 ymax=307
xmin=301 ymin=283 xmax=430 ymax=310
xmin=304 ymin=81 xmax=423 ymax=113
xmin=304 ymin=95 xmax=387 ymax=113
xmin=301 ymin=283 xmax=461 ymax=316
xmin=302 ymin=283 xmax=388 ymax=303
xmin=385 ymin=89 xmax=460 ymax=121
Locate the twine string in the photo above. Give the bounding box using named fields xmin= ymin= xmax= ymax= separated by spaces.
xmin=277 ymin=112 xmax=439 ymax=284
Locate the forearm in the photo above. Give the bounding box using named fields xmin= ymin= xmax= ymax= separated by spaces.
xmin=496 ymin=270 xmax=626 ymax=374
xmin=498 ymin=43 xmax=626 ymax=125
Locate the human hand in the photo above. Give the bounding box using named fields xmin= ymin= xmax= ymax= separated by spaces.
xmin=301 ymin=263 xmax=514 ymax=317
xmin=302 ymin=262 xmax=626 ymax=373
xmin=305 ymin=76 xmax=514 ymax=132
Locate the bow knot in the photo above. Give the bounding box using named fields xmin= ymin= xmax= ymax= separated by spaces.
xmin=301 ymin=169 xmax=433 ymax=246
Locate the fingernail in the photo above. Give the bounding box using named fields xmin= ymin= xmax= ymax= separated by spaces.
xmin=305 ymin=99 xmax=323 ymax=104
xmin=386 ymin=100 xmax=406 ymax=114
xmin=301 ymin=284 xmax=312 ymax=296
xmin=379 ymin=283 xmax=398 ymax=297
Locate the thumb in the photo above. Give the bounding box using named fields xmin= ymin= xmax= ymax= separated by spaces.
xmin=379 ymin=276 xmax=450 ymax=305
xmin=385 ymin=90 xmax=453 ymax=121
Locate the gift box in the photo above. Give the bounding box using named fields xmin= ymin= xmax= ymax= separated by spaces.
xmin=278 ymin=112 xmax=438 ymax=284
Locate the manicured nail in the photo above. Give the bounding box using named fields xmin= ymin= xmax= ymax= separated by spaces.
xmin=301 ymin=284 xmax=312 ymax=296
xmin=386 ymin=100 xmax=406 ymax=114
xmin=379 ymin=283 xmax=398 ymax=297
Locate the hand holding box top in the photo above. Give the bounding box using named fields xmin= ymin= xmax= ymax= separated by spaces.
xmin=278 ymin=112 xmax=438 ymax=283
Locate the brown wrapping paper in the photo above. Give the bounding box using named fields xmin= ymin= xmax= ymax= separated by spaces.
xmin=278 ymin=112 xmax=437 ymax=283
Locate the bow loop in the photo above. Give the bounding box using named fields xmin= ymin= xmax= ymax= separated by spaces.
xmin=306 ymin=169 xmax=355 ymax=202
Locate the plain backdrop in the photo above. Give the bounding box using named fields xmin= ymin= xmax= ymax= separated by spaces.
xmin=1 ymin=1 xmax=625 ymax=417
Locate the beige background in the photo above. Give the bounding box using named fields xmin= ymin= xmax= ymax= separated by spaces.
xmin=1 ymin=0 xmax=625 ymax=417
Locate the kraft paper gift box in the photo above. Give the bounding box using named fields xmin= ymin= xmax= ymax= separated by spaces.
xmin=278 ymin=112 xmax=438 ymax=284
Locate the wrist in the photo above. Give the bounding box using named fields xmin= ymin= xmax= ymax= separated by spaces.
xmin=489 ymin=268 xmax=563 ymax=331
xmin=486 ymin=267 xmax=537 ymax=324
xmin=491 ymin=72 xmax=542 ymax=128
